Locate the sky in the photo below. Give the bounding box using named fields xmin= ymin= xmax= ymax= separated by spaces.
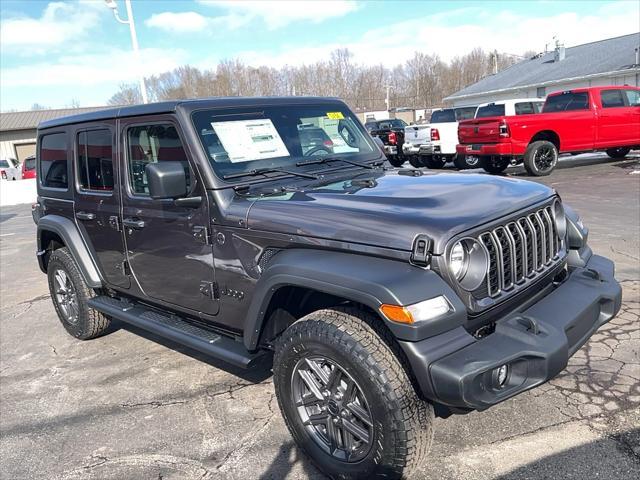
xmin=1 ymin=0 xmax=639 ymax=111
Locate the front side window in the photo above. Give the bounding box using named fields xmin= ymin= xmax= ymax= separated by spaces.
xmin=475 ymin=104 xmax=505 ymax=118
xmin=127 ymin=124 xmax=190 ymax=196
xmin=192 ymin=104 xmax=377 ymax=179
xmin=77 ymin=129 xmax=113 ymax=191
xmin=454 ymin=107 xmax=476 ymax=121
xmin=543 ymin=92 xmax=590 ymax=112
xmin=601 ymin=89 xmax=625 ymax=108
xmin=40 ymin=133 xmax=68 ymax=189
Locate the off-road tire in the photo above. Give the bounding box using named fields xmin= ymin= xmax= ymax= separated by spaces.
xmin=453 ymin=154 xmax=476 ymax=170
xmin=408 ymin=155 xmax=424 ymax=168
xmin=523 ymin=140 xmax=558 ymax=176
xmin=387 ymin=155 xmax=405 ymax=168
xmin=424 ymin=156 xmax=446 ymax=169
xmin=273 ymin=307 xmax=434 ymax=480
xmin=47 ymin=247 xmax=110 ymax=340
xmin=606 ymin=147 xmax=631 ymax=159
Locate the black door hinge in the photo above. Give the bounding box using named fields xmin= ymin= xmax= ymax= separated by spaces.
xmin=411 ymin=235 xmax=433 ymax=267
xmin=192 ymin=226 xmax=212 ymax=245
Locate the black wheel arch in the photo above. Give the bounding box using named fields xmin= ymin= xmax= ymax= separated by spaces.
xmin=243 ymin=249 xmax=467 ymax=350
xmin=37 ymin=215 xmax=103 ymax=288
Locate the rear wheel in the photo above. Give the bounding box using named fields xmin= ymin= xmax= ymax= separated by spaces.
xmin=424 ymin=156 xmax=446 ymax=169
xmin=47 ymin=247 xmax=110 ymax=340
xmin=387 ymin=155 xmax=405 ymax=168
xmin=523 ymin=140 xmax=558 ymax=176
xmin=273 ymin=307 xmax=433 ymax=479
xmin=482 ymin=156 xmax=510 ymax=174
xmin=408 ymin=155 xmax=424 ymax=168
xmin=606 ymin=147 xmax=631 ymax=159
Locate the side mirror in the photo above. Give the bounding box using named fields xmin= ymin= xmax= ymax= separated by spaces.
xmin=145 ymin=162 xmax=187 ymax=199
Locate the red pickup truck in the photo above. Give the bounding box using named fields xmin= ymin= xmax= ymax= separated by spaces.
xmin=456 ymin=86 xmax=640 ymax=175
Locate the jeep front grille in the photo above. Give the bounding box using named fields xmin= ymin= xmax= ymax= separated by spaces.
xmin=477 ymin=205 xmax=562 ymax=298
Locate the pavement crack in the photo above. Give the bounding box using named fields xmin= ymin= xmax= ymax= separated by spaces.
xmin=83 ymin=455 xmax=108 ymax=470
xmin=121 ymin=400 xmax=188 ymax=409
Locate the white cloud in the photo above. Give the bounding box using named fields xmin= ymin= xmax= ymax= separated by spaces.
xmin=145 ymin=11 xmax=210 ymax=33
xmin=0 ymin=47 xmax=187 ymax=88
xmin=0 ymin=0 xmax=103 ymax=53
xmin=197 ymin=0 xmax=359 ymax=30
xmin=226 ymin=1 xmax=640 ymax=67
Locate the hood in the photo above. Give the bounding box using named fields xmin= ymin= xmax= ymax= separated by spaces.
xmin=246 ymin=170 xmax=554 ymax=254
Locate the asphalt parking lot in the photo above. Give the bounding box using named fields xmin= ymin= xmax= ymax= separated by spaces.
xmin=1 ymin=154 xmax=639 ymax=479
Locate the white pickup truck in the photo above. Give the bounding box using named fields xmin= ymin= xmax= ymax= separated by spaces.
xmin=404 ymin=98 xmax=545 ymax=170
xmin=0 ymin=158 xmax=21 ymax=181
xmin=402 ymin=106 xmax=475 ymax=169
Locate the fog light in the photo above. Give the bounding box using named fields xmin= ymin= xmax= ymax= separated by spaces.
xmin=494 ymin=364 xmax=509 ymax=388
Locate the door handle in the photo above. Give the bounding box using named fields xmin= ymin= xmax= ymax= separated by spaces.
xmin=76 ymin=211 xmax=96 ymax=221
xmin=122 ymin=218 xmax=145 ymax=229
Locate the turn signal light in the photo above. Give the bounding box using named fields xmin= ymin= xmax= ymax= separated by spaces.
xmin=380 ymin=304 xmax=414 ymax=324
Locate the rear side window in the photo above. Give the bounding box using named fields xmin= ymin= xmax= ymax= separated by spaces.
xmin=430 ymin=110 xmax=456 ymax=123
xmin=543 ymin=92 xmax=589 ymax=112
xmin=623 ymin=89 xmax=640 ymax=106
xmin=515 ymin=102 xmax=536 ymax=115
xmin=77 ymin=129 xmax=114 ymax=192
xmin=475 ymin=104 xmax=505 ymax=118
xmin=126 ymin=124 xmax=190 ymax=196
xmin=600 ymin=90 xmax=626 ymax=108
xmin=40 ymin=133 xmax=68 ymax=189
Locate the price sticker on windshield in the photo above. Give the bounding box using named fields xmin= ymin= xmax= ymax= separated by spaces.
xmin=326 ymin=112 xmax=344 ymax=120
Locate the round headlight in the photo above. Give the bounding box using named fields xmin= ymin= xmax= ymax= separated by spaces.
xmin=449 ymin=238 xmax=489 ymax=291
xmin=450 ymin=241 xmax=468 ymax=280
xmin=553 ymin=199 xmax=567 ymax=239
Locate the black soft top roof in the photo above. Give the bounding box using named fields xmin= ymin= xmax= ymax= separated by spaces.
xmin=38 ymin=96 xmax=343 ymax=130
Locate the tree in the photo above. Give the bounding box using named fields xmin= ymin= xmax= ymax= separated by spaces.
xmin=107 ymin=83 xmax=142 ymax=106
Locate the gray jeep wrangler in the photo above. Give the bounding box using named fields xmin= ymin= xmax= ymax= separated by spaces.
xmin=33 ymin=97 xmax=621 ymax=479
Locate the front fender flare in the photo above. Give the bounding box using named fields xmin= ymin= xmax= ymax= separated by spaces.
xmin=243 ymin=249 xmax=466 ymax=350
xmin=37 ymin=215 xmax=103 ymax=288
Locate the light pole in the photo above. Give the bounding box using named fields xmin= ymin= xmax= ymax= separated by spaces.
xmin=104 ymin=0 xmax=148 ymax=103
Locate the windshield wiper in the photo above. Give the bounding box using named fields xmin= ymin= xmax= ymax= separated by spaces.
xmin=223 ymin=167 xmax=318 ymax=180
xmin=296 ymin=157 xmax=383 ymax=169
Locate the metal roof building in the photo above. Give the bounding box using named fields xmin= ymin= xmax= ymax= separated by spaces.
xmin=0 ymin=106 xmax=111 ymax=163
xmin=444 ymin=33 xmax=640 ymax=107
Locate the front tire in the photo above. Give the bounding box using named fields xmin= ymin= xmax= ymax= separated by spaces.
xmin=273 ymin=307 xmax=433 ymax=480
xmin=47 ymin=247 xmax=110 ymax=340
xmin=454 ymin=154 xmax=478 ymax=170
xmin=408 ymin=155 xmax=424 ymax=168
xmin=482 ymin=156 xmax=510 ymax=174
xmin=606 ymin=147 xmax=631 ymax=159
xmin=424 ymin=156 xmax=446 ymax=169
xmin=523 ymin=140 xmax=558 ymax=176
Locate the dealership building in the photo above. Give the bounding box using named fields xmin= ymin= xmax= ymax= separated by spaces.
xmin=0 ymin=107 xmax=110 ymax=163
xmin=444 ymin=33 xmax=640 ymax=107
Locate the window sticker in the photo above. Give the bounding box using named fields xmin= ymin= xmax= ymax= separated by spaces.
xmin=326 ymin=112 xmax=344 ymax=120
xmin=211 ymin=119 xmax=290 ymax=163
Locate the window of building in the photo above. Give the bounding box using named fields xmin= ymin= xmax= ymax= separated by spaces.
xmin=600 ymin=89 xmax=626 ymax=108
xmin=77 ymin=129 xmax=114 ymax=191
xmin=39 ymin=133 xmax=68 ymax=189
xmin=536 ymin=87 xmax=546 ymax=97
xmin=127 ymin=124 xmax=190 ymax=196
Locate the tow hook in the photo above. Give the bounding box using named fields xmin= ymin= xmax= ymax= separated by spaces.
xmin=517 ymin=316 xmax=540 ymax=334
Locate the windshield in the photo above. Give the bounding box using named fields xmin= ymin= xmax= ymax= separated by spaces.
xmin=475 ymin=104 xmax=505 ymax=118
xmin=192 ymin=103 xmax=378 ymax=180
xmin=430 ymin=109 xmax=456 ymax=123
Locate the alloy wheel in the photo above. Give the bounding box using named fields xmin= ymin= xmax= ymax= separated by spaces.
xmin=292 ymin=355 xmax=374 ymax=462
xmin=53 ymin=269 xmax=79 ymax=324
xmin=534 ymin=145 xmax=557 ymax=171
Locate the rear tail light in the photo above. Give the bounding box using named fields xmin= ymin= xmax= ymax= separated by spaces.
xmin=1 ymin=170 xmax=6 ymax=179
xmin=499 ymin=120 xmax=510 ymax=138
xmin=323 ymin=140 xmax=333 ymax=147
xmin=431 ymin=128 xmax=440 ymax=141
xmin=388 ymin=132 xmax=397 ymax=145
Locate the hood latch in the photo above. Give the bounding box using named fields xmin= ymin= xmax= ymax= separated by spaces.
xmin=411 ymin=234 xmax=433 ymax=267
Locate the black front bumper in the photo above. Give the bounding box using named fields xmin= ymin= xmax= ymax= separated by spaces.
xmin=400 ymin=254 xmax=622 ymax=411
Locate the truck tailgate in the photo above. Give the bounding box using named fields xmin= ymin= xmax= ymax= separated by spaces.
xmin=458 ymin=118 xmax=503 ymax=144
xmin=404 ymin=125 xmax=430 ymax=144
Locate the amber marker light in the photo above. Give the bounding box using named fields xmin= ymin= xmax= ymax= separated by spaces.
xmin=380 ymin=296 xmax=452 ymax=325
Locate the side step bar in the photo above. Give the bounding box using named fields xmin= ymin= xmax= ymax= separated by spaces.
xmin=88 ymin=296 xmax=268 ymax=369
